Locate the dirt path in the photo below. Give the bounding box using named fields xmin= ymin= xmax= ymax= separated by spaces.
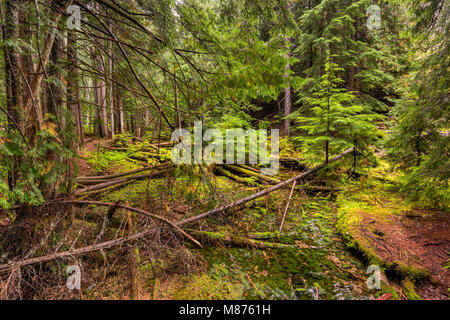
xmin=402 ymin=211 xmax=449 ymax=299
xmin=357 ymin=210 xmax=449 ymax=299
xmin=78 ymin=137 xmax=109 ymax=177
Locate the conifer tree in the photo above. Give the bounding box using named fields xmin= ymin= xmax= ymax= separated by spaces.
xmin=387 ymin=0 xmax=449 ymax=207
xmin=293 ymin=52 xmax=380 ymax=165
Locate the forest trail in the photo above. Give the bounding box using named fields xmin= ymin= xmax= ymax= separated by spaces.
xmin=78 ymin=137 xmax=110 ymax=177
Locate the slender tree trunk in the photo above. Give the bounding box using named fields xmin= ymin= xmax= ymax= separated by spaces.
xmin=2 ymin=0 xmax=25 ymax=191
xmin=283 ymin=2 xmax=293 ymax=136
xmin=117 ymin=87 xmax=125 ymax=134
xmin=93 ymin=77 xmax=102 ymax=137
xmin=109 ymin=38 xmax=115 ymax=138
xmin=98 ymin=57 xmax=109 ymax=138
xmin=47 ymin=33 xmax=63 ymax=121
xmin=67 ymin=30 xmax=84 ymax=147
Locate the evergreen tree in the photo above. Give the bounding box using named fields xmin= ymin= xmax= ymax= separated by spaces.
xmin=387 ymin=0 xmax=449 ymax=207
xmin=293 ymin=52 xmax=380 ymax=165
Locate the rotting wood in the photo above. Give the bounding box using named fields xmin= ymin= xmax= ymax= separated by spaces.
xmin=189 ymin=230 xmax=293 ymax=249
xmin=214 ymin=167 xmax=258 ymax=186
xmin=223 ymin=164 xmax=280 ymax=184
xmin=178 ymin=148 xmax=354 ymax=226
xmin=76 ymin=167 xmax=175 ymax=194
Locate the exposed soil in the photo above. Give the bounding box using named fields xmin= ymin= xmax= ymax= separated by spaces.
xmin=78 ymin=137 xmax=108 ymax=177
xmin=357 ymin=210 xmax=449 ymax=299
xmin=402 ymin=211 xmax=449 ymax=299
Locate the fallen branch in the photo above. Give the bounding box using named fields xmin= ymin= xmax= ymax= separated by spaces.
xmin=178 ymin=148 xmax=354 ymax=226
xmin=0 ymin=227 xmax=154 ymax=274
xmin=48 ymin=200 xmax=202 ymax=248
xmin=76 ymin=167 xmax=174 ymax=194
xmin=279 ymin=180 xmax=297 ymax=233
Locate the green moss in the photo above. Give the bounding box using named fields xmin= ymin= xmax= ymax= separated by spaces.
xmin=376 ymin=281 xmax=399 ymax=300
xmin=198 ymin=197 xmax=370 ymax=300
xmin=336 ymin=163 xmax=432 ymax=298
xmin=401 ymin=279 xmax=421 ymax=300
xmin=389 ymin=261 xmax=430 ymax=282
xmin=85 ymin=149 xmax=140 ymax=173
xmin=172 ymin=274 xmax=244 ymax=300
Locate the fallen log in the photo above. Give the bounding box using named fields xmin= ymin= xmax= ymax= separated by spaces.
xmin=214 ymin=167 xmax=259 ymax=186
xmin=77 ymin=163 xmax=169 ymax=181
xmin=76 ymin=167 xmax=175 ymax=194
xmin=279 ymin=156 xmax=304 ymax=163
xmin=188 ymin=230 xmax=293 ymax=249
xmin=222 ymin=164 xmax=280 ymax=184
xmin=178 ymin=148 xmax=354 ymax=226
xmin=78 ymin=180 xmax=137 ymax=199
xmin=76 ymin=179 xmax=128 ymax=194
xmin=236 ymin=164 xmax=261 ymax=173
xmin=128 ymin=152 xmax=169 ymax=162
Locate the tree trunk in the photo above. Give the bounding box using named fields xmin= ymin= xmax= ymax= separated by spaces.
xmin=67 ymin=30 xmax=84 ymax=148
xmin=2 ymin=0 xmax=25 ymax=191
xmin=109 ymin=31 xmax=115 ymax=138
xmin=117 ymin=88 xmax=125 ymax=134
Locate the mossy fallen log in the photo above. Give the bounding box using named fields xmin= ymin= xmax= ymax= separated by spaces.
xmin=236 ymin=164 xmax=261 ymax=173
xmin=296 ymin=185 xmax=342 ymax=192
xmin=189 ymin=230 xmax=293 ymax=249
xmin=178 ymin=148 xmax=354 ymax=226
xmin=214 ymin=167 xmax=259 ymax=186
xmin=128 ymin=152 xmax=170 ymax=162
xmin=77 ymin=163 xmax=170 ymax=184
xmin=222 ymin=164 xmax=280 ymax=184
xmin=78 ymin=179 xmax=137 ymax=199
xmin=76 ymin=167 xmax=175 ymax=194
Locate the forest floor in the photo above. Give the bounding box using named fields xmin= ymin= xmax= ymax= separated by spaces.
xmin=68 ymin=137 xmax=448 ymax=300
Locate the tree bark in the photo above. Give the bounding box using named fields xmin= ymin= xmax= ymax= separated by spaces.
xmin=67 ymin=30 xmax=84 ymax=148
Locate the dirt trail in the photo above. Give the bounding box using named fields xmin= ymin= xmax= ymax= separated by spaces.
xmin=78 ymin=137 xmax=109 ymax=177
xmin=358 ymin=210 xmax=449 ymax=299
xmin=402 ymin=211 xmax=449 ymax=299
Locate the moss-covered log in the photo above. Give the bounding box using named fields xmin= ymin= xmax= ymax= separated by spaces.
xmin=222 ymin=164 xmax=280 ymax=184
xmin=214 ymin=167 xmax=259 ymax=186
xmin=189 ymin=230 xmax=293 ymax=249
xmin=78 ymin=163 xmax=170 ymax=182
xmin=76 ymin=167 xmax=175 ymax=194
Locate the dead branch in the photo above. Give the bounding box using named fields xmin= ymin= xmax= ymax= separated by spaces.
xmin=49 ymin=200 xmax=202 ymax=248
xmin=279 ymin=180 xmax=297 ymax=233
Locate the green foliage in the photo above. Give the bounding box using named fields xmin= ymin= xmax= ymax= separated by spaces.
xmin=86 ymin=149 xmax=131 ymax=173
xmin=292 ymin=53 xmax=380 ymax=163
xmin=111 ymin=133 xmax=133 ymax=147
xmin=387 ymin=0 xmax=449 ymax=207
xmin=0 ymin=122 xmax=76 ymax=209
